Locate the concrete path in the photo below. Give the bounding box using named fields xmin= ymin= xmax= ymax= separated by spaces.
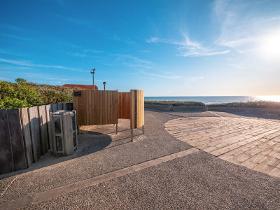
xmin=165 ymin=116 xmax=280 ymax=177
xmin=0 ymin=111 xmax=280 ymax=209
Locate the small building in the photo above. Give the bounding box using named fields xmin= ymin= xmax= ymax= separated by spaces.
xmin=63 ymin=84 xmax=98 ymax=90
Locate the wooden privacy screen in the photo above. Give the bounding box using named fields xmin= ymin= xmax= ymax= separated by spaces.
xmin=130 ymin=90 xmax=144 ymax=129
xmin=118 ymin=92 xmax=131 ymax=119
xmin=73 ymin=90 xmax=119 ymax=126
xmin=73 ymin=89 xmax=144 ymax=129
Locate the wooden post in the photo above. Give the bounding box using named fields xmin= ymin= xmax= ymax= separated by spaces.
xmin=115 ymin=123 xmax=118 ymax=134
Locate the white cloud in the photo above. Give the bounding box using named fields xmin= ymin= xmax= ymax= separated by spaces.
xmin=213 ymin=0 xmax=280 ymax=53
xmin=113 ymin=54 xmax=153 ymax=69
xmin=138 ymin=70 xmax=182 ymax=80
xmin=0 ymin=57 xmax=85 ymax=72
xmin=147 ymin=35 xmax=230 ymax=57
xmin=68 ymin=49 xmax=103 ymax=58
xmin=0 ymin=33 xmax=31 ymax=41
xmin=179 ymin=35 xmax=230 ymax=57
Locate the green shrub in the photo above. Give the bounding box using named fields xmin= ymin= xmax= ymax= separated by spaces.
xmin=0 ymin=78 xmax=73 ymax=109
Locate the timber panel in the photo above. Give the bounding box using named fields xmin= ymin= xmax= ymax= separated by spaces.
xmin=73 ymin=90 xmax=118 ymax=126
xmin=7 ymin=109 xmax=27 ymax=170
xmin=20 ymin=108 xmax=33 ymax=166
xmin=28 ymin=106 xmax=41 ymax=161
xmin=45 ymin=105 xmax=53 ymax=152
xmin=130 ymin=90 xmax=144 ymax=129
xmin=118 ymin=92 xmax=131 ymax=119
xmin=38 ymin=105 xmax=48 ymax=154
xmin=0 ymin=110 xmax=13 ymax=174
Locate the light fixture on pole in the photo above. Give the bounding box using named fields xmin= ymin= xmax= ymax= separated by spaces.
xmin=90 ymin=68 xmax=95 ymax=86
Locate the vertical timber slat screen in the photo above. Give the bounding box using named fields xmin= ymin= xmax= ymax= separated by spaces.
xmin=73 ymin=90 xmax=119 ymax=126
xmin=73 ymin=89 xmax=144 ymax=129
xmin=130 ymin=90 xmax=144 ymax=129
xmin=118 ymin=92 xmax=131 ymax=119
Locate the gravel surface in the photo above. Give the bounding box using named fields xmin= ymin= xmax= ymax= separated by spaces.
xmin=0 ymin=110 xmax=190 ymax=202
xmin=26 ymin=151 xmax=280 ymax=210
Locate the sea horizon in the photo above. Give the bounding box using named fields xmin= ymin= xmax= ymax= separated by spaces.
xmin=144 ymin=95 xmax=280 ymax=105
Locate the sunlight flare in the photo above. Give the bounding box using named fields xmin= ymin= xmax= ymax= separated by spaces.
xmin=258 ymin=29 xmax=280 ymax=61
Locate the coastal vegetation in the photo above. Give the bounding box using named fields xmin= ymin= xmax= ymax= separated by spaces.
xmin=144 ymin=100 xmax=205 ymax=106
xmin=208 ymin=101 xmax=280 ymax=108
xmin=0 ymin=79 xmax=73 ymax=109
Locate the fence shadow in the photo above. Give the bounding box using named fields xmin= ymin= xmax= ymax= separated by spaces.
xmin=0 ymin=131 xmax=114 ymax=180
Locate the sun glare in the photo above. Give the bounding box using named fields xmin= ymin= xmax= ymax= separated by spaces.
xmin=255 ymin=95 xmax=280 ymax=102
xmin=258 ymin=30 xmax=280 ymax=61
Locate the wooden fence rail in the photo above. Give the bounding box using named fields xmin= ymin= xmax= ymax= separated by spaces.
xmin=0 ymin=103 xmax=73 ymax=175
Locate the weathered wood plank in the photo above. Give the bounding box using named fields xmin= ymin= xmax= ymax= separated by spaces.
xmin=7 ymin=109 xmax=27 ymax=170
xmin=45 ymin=104 xmax=53 ymax=152
xmin=28 ymin=106 xmax=41 ymax=161
xmin=20 ymin=108 xmax=33 ymax=166
xmin=38 ymin=105 xmax=48 ymax=154
xmin=0 ymin=110 xmax=13 ymax=174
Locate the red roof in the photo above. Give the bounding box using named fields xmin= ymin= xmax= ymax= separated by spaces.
xmin=63 ymin=84 xmax=98 ymax=90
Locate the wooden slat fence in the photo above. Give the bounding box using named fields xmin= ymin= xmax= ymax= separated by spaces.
xmin=0 ymin=103 xmax=72 ymax=175
xmin=73 ymin=90 xmax=119 ymax=126
xmin=73 ymin=89 xmax=144 ymax=129
xmin=118 ymin=92 xmax=131 ymax=119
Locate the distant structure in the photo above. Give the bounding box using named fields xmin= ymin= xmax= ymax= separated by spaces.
xmin=103 ymin=81 xmax=106 ymax=90
xmin=90 ymin=68 xmax=96 ymax=86
xmin=63 ymin=84 xmax=98 ymax=90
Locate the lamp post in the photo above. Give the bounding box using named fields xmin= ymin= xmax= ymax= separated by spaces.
xmin=90 ymin=68 xmax=95 ymax=86
xmin=103 ymin=81 xmax=106 ymax=90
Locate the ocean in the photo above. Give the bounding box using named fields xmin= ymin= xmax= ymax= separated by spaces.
xmin=144 ymin=96 xmax=280 ymax=105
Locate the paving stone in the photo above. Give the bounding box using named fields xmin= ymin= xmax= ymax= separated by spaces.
xmin=165 ymin=116 xmax=280 ymax=178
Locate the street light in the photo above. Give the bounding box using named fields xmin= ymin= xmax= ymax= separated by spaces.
xmin=90 ymin=68 xmax=95 ymax=86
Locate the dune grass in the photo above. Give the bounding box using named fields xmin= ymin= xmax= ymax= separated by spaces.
xmin=208 ymin=101 xmax=280 ymax=108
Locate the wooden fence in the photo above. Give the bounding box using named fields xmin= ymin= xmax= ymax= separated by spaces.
xmin=0 ymin=103 xmax=73 ymax=175
xmin=118 ymin=92 xmax=131 ymax=119
xmin=73 ymin=90 xmax=119 ymax=126
xmin=73 ymin=90 xmax=144 ymax=129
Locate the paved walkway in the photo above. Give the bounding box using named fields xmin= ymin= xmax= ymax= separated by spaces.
xmin=165 ymin=116 xmax=280 ymax=177
xmin=1 ymin=111 xmax=280 ymax=209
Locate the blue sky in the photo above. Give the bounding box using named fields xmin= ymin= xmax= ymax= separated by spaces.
xmin=0 ymin=0 xmax=280 ymax=96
